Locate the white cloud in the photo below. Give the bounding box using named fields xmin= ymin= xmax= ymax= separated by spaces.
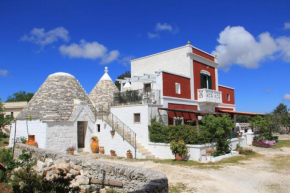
xmin=284 ymin=22 xmax=290 ymax=30
xmin=212 ymin=26 xmax=290 ymax=71
xmin=147 ymin=32 xmax=160 ymax=39
xmin=283 ymin=94 xmax=290 ymax=102
xmin=21 ymin=27 xmax=69 ymax=47
xmin=59 ymin=39 xmax=119 ymax=64
xmin=276 ymin=36 xmax=290 ymax=62
xmin=118 ymin=55 xmax=135 ymax=66
xmin=148 ymin=22 xmax=179 ymax=39
xmin=0 ymin=70 xmax=8 ymax=77
xmin=155 ymin=23 xmax=173 ymax=32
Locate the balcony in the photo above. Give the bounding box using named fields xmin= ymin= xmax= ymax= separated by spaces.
xmin=113 ymin=89 xmax=161 ymax=106
xmin=197 ymin=89 xmax=222 ymax=103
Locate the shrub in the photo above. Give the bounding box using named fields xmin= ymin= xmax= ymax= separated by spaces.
xmin=202 ymin=115 xmax=234 ymax=156
xmin=253 ymin=140 xmax=270 ymax=148
xmin=170 ymin=140 xmax=188 ymax=155
xmin=237 ymin=147 xmax=254 ymax=155
xmin=0 ymin=131 xmax=9 ymax=138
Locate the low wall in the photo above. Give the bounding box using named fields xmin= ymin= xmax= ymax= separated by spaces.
xmin=14 ymin=144 xmax=168 ymax=193
xmin=148 ymin=135 xmax=248 ymax=161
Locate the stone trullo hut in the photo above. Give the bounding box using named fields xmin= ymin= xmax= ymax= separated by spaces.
xmin=9 ymin=72 xmax=97 ymax=153
xmin=89 ymin=67 xmax=119 ymax=111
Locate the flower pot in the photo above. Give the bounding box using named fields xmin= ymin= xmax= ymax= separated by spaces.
xmin=110 ymin=152 xmax=116 ymax=157
xmin=90 ymin=139 xmax=99 ymax=153
xmin=67 ymin=150 xmax=74 ymax=155
xmin=175 ymin=153 xmax=184 ymax=161
xmin=99 ymin=146 xmax=105 ymax=154
xmin=110 ymin=130 xmax=115 ymax=137
xmin=127 ymin=153 xmax=133 ymax=159
xmin=25 ymin=135 xmax=38 ymax=148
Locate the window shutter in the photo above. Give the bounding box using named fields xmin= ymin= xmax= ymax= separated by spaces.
xmin=200 ymin=74 xmax=206 ymax=88
xmin=208 ymin=76 xmax=212 ymax=89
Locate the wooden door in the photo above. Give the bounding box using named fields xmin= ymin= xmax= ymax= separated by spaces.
xmin=77 ymin=122 xmax=85 ymax=148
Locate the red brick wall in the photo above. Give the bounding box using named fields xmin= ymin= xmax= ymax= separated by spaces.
xmin=162 ymin=72 xmax=191 ymax=99
xmin=192 ymin=48 xmax=215 ymax=61
xmin=193 ymin=61 xmax=216 ymax=100
xmin=218 ymin=86 xmax=235 ymax=105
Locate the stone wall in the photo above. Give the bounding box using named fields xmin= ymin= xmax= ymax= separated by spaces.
xmin=14 ymin=144 xmax=168 ymax=193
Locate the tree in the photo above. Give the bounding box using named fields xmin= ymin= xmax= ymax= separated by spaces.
xmin=0 ymin=98 xmax=14 ymax=128
xmin=250 ymin=116 xmax=272 ymax=139
xmin=272 ymin=103 xmax=290 ymax=126
xmin=114 ymin=71 xmax=131 ymax=90
xmin=6 ymin=91 xmax=34 ymax=102
xmin=236 ymin=115 xmax=251 ymax=123
xmin=201 ymin=115 xmax=234 ymax=156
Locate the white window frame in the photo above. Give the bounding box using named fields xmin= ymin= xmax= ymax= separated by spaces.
xmin=173 ymin=117 xmax=184 ymax=125
xmin=227 ymin=93 xmax=230 ymax=101
xmin=175 ymin=83 xmax=181 ymax=94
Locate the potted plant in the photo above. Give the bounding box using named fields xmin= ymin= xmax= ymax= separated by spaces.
xmin=170 ymin=140 xmax=188 ymax=161
xmin=99 ymin=146 xmax=105 ymax=154
xmin=90 ymin=135 xmax=99 ymax=153
xmin=110 ymin=129 xmax=115 ymax=137
xmin=67 ymin=146 xmax=75 ymax=155
xmin=126 ymin=149 xmax=133 ymax=159
xmin=206 ymin=148 xmax=213 ymax=161
xmin=236 ymin=131 xmax=242 ymax=138
xmin=110 ymin=149 xmax=116 ymax=157
xmin=25 ymin=116 xmax=39 ymax=148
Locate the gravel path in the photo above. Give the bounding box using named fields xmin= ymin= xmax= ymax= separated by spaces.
xmin=79 ymin=135 xmax=290 ymax=193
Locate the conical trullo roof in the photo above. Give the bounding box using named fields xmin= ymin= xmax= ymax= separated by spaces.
xmin=17 ymin=72 xmax=95 ymax=121
xmin=89 ymin=67 xmax=119 ymax=110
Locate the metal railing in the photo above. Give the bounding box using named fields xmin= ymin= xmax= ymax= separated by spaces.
xmin=112 ymin=89 xmax=161 ymax=106
xmin=103 ymin=112 xmax=137 ymax=158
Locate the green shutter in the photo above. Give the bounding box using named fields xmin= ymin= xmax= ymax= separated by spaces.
xmin=208 ymin=75 xmax=212 ymax=89
xmin=200 ymin=74 xmax=206 ymax=88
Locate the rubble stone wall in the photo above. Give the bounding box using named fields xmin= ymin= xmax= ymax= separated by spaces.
xmin=14 ymin=144 xmax=168 ymax=193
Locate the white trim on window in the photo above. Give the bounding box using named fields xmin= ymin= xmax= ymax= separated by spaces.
xmin=175 ymin=83 xmax=181 ymax=94
xmin=227 ymin=93 xmax=230 ymax=101
xmin=200 ymin=70 xmax=210 ymax=76
xmin=173 ymin=117 xmax=184 ymax=125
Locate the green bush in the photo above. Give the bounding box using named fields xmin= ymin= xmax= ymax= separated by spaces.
xmin=170 ymin=140 xmax=188 ymax=155
xmin=0 ymin=131 xmax=9 ymax=138
xmin=149 ymin=115 xmax=234 ymax=156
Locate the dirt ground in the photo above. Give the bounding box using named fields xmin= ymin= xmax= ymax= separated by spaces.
xmin=83 ymin=135 xmax=290 ymax=193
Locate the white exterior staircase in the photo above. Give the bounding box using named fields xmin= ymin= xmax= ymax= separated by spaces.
xmin=102 ymin=111 xmax=155 ymax=159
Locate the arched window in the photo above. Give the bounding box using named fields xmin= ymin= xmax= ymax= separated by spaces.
xmin=200 ymin=70 xmax=212 ymax=89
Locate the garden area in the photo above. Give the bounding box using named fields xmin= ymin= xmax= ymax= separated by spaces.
xmin=0 ymin=131 xmax=9 ymax=148
xmin=149 ymin=114 xmax=235 ymax=159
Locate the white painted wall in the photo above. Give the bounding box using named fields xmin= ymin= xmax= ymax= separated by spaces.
xmin=9 ymin=120 xmax=47 ymax=149
xmin=46 ymin=106 xmax=96 ymax=153
xmin=95 ymin=120 xmax=145 ymax=158
xmin=131 ymin=46 xmax=190 ymax=90
xmin=111 ymin=105 xmax=149 ymax=145
xmin=148 ymin=136 xmax=247 ymax=161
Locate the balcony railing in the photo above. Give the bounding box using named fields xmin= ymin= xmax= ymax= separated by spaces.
xmin=113 ymin=89 xmax=161 ymax=106
xmin=197 ymin=89 xmax=222 ymax=103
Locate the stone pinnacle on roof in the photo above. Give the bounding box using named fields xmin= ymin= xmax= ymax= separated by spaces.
xmin=17 ymin=72 xmax=95 ymax=121
xmin=89 ymin=67 xmax=119 ymax=110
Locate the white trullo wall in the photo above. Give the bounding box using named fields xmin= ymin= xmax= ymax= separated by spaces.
xmin=46 ymin=105 xmax=96 ymax=153
xmin=9 ymin=120 xmax=47 ymax=149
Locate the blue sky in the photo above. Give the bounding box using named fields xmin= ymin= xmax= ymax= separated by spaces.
xmin=1 ymin=0 xmax=290 ymax=113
